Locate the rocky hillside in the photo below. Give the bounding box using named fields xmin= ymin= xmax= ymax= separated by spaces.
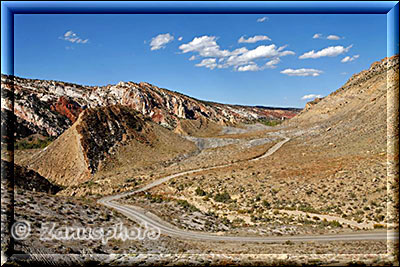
xmin=1 ymin=75 xmax=300 ymax=139
xmin=290 ymin=55 xmax=398 ymax=127
xmin=23 ymin=105 xmax=197 ymax=186
xmin=287 ymin=55 xmax=399 ymax=157
xmin=1 ymin=160 xmax=62 ymax=194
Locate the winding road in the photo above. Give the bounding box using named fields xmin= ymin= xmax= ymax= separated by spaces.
xmin=98 ymin=136 xmax=398 ymax=242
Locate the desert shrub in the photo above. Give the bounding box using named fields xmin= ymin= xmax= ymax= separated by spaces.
xmin=214 ymin=191 xmax=231 ymax=203
xmin=263 ymin=200 xmax=271 ymax=208
xmin=195 ymin=187 xmax=207 ymax=196
xmin=14 ymin=136 xmax=55 ymax=150
xmin=297 ymin=203 xmax=318 ymax=213
xmin=257 ymin=118 xmax=283 ymax=127
xmin=320 ymin=219 xmax=342 ymax=228
xmin=149 ymin=195 xmax=163 ymax=203
xmin=221 ymin=217 xmax=231 ymax=225
xmin=375 ymin=214 xmax=385 ymax=221
xmin=177 ymin=199 xmax=199 ymax=212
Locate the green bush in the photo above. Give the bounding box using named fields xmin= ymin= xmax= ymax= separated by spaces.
xmin=214 ymin=191 xmax=232 ymax=203
xmin=15 ymin=136 xmax=55 ymax=150
xmin=263 ymin=200 xmax=271 ymax=208
xmin=195 ymin=187 xmax=207 ymax=196
xmin=177 ymin=199 xmax=199 ymax=212
xmin=257 ymin=118 xmax=283 ymax=127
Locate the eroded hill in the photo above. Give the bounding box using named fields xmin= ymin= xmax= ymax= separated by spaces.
xmin=21 ymin=105 xmax=197 ymax=186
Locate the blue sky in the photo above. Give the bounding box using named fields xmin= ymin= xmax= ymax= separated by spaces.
xmin=14 ymin=14 xmax=387 ymax=108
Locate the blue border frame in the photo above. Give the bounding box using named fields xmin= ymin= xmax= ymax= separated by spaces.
xmin=1 ymin=1 xmax=399 ymax=75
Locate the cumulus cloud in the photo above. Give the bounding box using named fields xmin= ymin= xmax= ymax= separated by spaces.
xmin=326 ymin=35 xmax=341 ymax=40
xmin=313 ymin=33 xmax=343 ymax=40
xmin=301 ymin=94 xmax=323 ymax=100
xmin=60 ymin=30 xmax=88 ymax=44
xmin=257 ymin=16 xmax=269 ymax=22
xmin=235 ymin=57 xmax=284 ymax=72
xmin=150 ymin=33 xmax=174 ymax=50
xmin=179 ymin=35 xmax=230 ymax=57
xmin=281 ymin=68 xmax=323 ymax=77
xmin=265 ymin=58 xmax=281 ymax=68
xmin=223 ymin=44 xmax=295 ymax=69
xmin=195 ymin=58 xmax=217 ymax=70
xmin=238 ymin=35 xmax=271 ymax=43
xmin=180 ymin=35 xmax=294 ymax=71
xmin=341 ymin=54 xmax=359 ymax=63
xmin=237 ymin=64 xmax=261 ymax=72
xmin=178 ymin=36 xmax=183 ymax=41
xmin=313 ymin=33 xmax=322 ymax=39
xmin=299 ymin=45 xmax=353 ymax=59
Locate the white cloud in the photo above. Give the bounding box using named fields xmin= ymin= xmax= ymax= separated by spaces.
xmin=313 ymin=33 xmax=322 ymax=39
xmin=341 ymin=54 xmax=359 ymax=63
xmin=301 ymin=94 xmax=323 ymax=100
xmin=180 ymin=35 xmax=294 ymax=71
xmin=257 ymin=16 xmax=269 ymax=23
xmin=195 ymin=58 xmax=217 ymax=70
xmin=299 ymin=45 xmax=353 ymax=59
xmin=312 ymin=33 xmax=343 ymax=40
xmin=230 ymin=47 xmax=248 ymax=56
xmin=326 ymin=35 xmax=341 ymax=40
xmin=281 ymin=68 xmax=323 ymax=77
xmin=60 ymin=30 xmax=88 ymax=44
xmin=179 ymin=35 xmax=230 ymax=57
xmin=224 ymin=44 xmax=295 ymax=68
xmin=150 ymin=33 xmax=174 ymax=50
xmin=265 ymin=58 xmax=280 ymax=68
xmin=178 ymin=36 xmax=183 ymax=41
xmin=237 ymin=64 xmax=261 ymax=72
xmin=238 ymin=35 xmax=271 ymax=43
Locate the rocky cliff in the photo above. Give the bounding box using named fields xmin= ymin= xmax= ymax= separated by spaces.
xmin=24 ymin=105 xmax=197 ymax=186
xmin=1 ymin=75 xmax=300 ymax=139
xmin=290 ymin=55 xmax=399 ymax=126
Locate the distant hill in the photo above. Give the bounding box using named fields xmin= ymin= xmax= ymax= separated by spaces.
xmin=1 ymin=75 xmax=300 ymax=139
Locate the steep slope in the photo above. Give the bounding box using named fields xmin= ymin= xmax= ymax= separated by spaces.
xmin=25 ymin=105 xmax=197 ymax=186
xmin=287 ymin=55 xmax=399 ymax=153
xmin=1 ymin=75 xmax=300 ymax=139
xmin=1 ymin=160 xmax=62 ymax=194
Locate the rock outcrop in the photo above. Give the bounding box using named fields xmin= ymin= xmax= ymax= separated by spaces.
xmin=289 ymin=55 xmax=399 ymax=127
xmin=1 ymin=75 xmax=300 ymax=139
xmin=25 ymin=105 xmax=197 ymax=186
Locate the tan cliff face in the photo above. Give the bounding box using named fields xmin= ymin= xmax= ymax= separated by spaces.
xmin=24 ymin=105 xmax=197 ymax=186
xmin=1 ymin=75 xmax=300 ymax=139
xmin=288 ymin=55 xmax=399 ymax=127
